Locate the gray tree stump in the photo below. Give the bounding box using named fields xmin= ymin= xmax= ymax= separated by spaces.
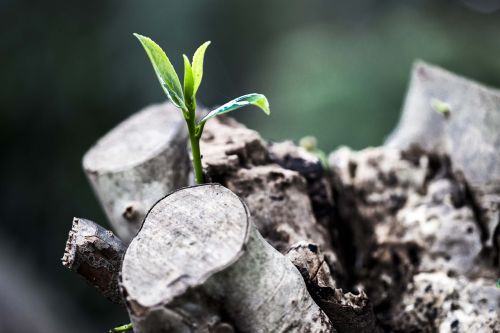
xmin=386 ymin=61 xmax=500 ymax=260
xmin=83 ymin=102 xmax=190 ymax=242
xmin=329 ymin=146 xmax=499 ymax=331
xmin=62 ymin=62 xmax=500 ymax=332
xmin=121 ymin=184 xmax=334 ymax=333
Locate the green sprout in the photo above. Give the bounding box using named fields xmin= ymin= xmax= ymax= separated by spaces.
xmin=430 ymin=98 xmax=451 ymax=118
xmin=109 ymin=323 xmax=133 ymax=333
xmin=299 ymin=136 xmax=328 ymax=170
xmin=134 ymin=34 xmax=270 ymax=184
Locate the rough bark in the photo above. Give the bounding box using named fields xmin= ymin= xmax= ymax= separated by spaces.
xmin=121 ymin=184 xmax=334 ymax=333
xmin=270 ymin=141 xmax=335 ymax=229
xmin=200 ymin=117 xmax=344 ymax=281
xmin=329 ymin=145 xmax=499 ymax=331
xmin=61 ymin=217 xmax=126 ymax=304
xmin=386 ymin=61 xmax=500 ymax=262
xmin=389 ymin=272 xmax=499 ymax=332
xmin=287 ymin=242 xmax=377 ymax=333
xmin=83 ymin=102 xmax=190 ymax=242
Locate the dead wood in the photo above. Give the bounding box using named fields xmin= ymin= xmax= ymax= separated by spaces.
xmin=62 ymin=61 xmax=500 ymax=333
xmin=287 ymin=242 xmax=378 ymax=333
xmin=329 ymin=145 xmax=499 ymax=331
xmin=386 ymin=61 xmax=500 ymax=262
xmin=62 ymin=217 xmax=126 ymax=304
xmin=200 ymin=117 xmax=344 ymax=281
xmin=83 ymin=102 xmax=190 ymax=242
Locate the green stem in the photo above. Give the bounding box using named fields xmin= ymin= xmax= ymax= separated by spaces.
xmin=109 ymin=323 xmax=133 ymax=333
xmin=186 ymin=108 xmax=204 ymax=184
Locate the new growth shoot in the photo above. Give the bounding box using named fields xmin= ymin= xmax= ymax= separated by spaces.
xmin=134 ymin=34 xmax=271 ymax=184
xmin=109 ymin=323 xmax=133 ymax=333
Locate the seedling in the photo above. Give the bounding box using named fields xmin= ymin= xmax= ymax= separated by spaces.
xmin=134 ymin=34 xmax=270 ymax=184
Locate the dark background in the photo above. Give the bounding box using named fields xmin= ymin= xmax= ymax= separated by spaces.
xmin=1 ymin=0 xmax=500 ymax=332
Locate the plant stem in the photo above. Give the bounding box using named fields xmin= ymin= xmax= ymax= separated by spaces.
xmin=186 ymin=108 xmax=204 ymax=184
xmin=109 ymin=323 xmax=133 ymax=332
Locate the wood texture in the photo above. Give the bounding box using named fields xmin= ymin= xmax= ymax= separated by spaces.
xmin=62 ymin=217 xmax=126 ymax=304
xmin=62 ymin=62 xmax=500 ymax=332
xmin=287 ymin=242 xmax=377 ymax=333
xmin=329 ymin=146 xmax=499 ymax=331
xmin=83 ymin=102 xmax=190 ymax=242
xmin=121 ymin=184 xmax=334 ymax=333
xmin=386 ymin=61 xmax=500 ymax=258
xmin=200 ymin=117 xmax=343 ymax=280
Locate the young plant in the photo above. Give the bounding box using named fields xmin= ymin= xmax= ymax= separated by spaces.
xmin=134 ymin=34 xmax=270 ymax=184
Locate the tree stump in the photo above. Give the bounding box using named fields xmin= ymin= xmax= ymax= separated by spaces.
xmin=62 ymin=61 xmax=500 ymax=332
xmin=83 ymin=102 xmax=190 ymax=242
xmin=386 ymin=61 xmax=500 ymax=259
xmin=121 ymin=184 xmax=333 ymax=333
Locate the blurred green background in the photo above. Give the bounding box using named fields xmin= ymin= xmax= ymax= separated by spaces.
xmin=1 ymin=0 xmax=500 ymax=332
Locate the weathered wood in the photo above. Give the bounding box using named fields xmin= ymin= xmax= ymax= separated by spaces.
xmin=121 ymin=184 xmax=334 ymax=333
xmin=83 ymin=102 xmax=190 ymax=242
xmin=329 ymin=146 xmax=498 ymax=330
xmin=389 ymin=272 xmax=500 ymax=332
xmin=386 ymin=61 xmax=500 ymax=259
xmin=270 ymin=141 xmax=335 ymax=229
xmin=200 ymin=117 xmax=343 ymax=279
xmin=287 ymin=242 xmax=377 ymax=333
xmin=61 ymin=217 xmax=126 ymax=304
xmin=61 ymin=62 xmax=500 ymax=332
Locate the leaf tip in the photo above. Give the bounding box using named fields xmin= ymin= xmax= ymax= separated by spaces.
xmin=256 ymin=93 xmax=271 ymax=115
xmin=132 ymin=33 xmax=145 ymax=40
xmin=133 ymin=33 xmax=153 ymax=48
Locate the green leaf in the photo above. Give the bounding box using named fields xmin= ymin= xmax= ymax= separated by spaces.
xmin=109 ymin=323 xmax=133 ymax=333
xmin=134 ymin=33 xmax=185 ymax=109
xmin=183 ymin=54 xmax=194 ymax=104
xmin=200 ymin=93 xmax=270 ymax=123
xmin=192 ymin=41 xmax=211 ymax=96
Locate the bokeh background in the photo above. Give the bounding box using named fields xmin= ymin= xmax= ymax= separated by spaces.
xmin=1 ymin=0 xmax=500 ymax=332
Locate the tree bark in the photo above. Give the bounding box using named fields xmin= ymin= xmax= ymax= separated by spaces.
xmin=61 ymin=217 xmax=126 ymax=304
xmin=200 ymin=117 xmax=344 ymax=282
xmin=286 ymin=242 xmax=377 ymax=333
xmin=386 ymin=61 xmax=500 ymax=261
xmin=329 ymin=145 xmax=499 ymax=331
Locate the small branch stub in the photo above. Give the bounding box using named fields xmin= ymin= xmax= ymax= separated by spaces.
xmin=62 ymin=217 xmax=126 ymax=304
xmin=83 ymin=102 xmax=190 ymax=242
xmin=287 ymin=242 xmax=377 ymax=333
